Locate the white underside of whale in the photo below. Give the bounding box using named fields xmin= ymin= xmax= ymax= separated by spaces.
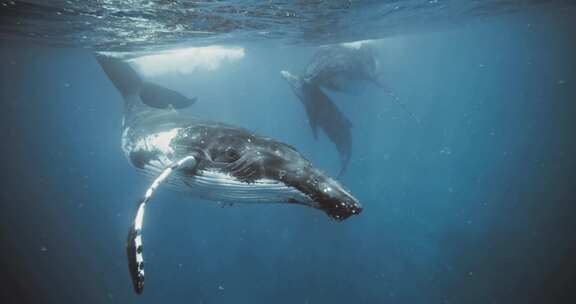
xmin=139 ymin=161 xmax=314 ymax=206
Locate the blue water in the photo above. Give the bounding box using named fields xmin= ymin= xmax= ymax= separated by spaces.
xmin=1 ymin=2 xmax=576 ymax=304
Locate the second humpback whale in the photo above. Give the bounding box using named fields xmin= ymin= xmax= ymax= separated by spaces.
xmin=96 ymin=55 xmax=362 ymax=294
xmin=282 ymin=44 xmax=417 ymax=176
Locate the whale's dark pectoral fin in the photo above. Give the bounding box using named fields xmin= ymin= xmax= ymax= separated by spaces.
xmin=126 ymin=155 xmax=198 ymax=295
xmin=282 ymin=70 xmax=352 ymax=175
xmin=311 ymin=127 xmax=319 ymax=140
xmin=308 ymin=114 xmax=319 ymax=141
xmin=336 ymin=148 xmax=351 ymax=179
xmin=304 ymin=84 xmax=352 ymax=177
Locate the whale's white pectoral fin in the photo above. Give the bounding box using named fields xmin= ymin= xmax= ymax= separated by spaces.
xmin=126 ymin=155 xmax=197 ymax=294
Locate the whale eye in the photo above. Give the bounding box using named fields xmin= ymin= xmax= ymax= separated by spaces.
xmin=211 ymin=146 xmax=241 ymax=163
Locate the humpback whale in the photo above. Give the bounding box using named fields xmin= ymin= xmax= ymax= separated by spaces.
xmin=302 ymin=44 xmax=382 ymax=94
xmin=281 ymin=70 xmax=353 ymax=177
xmin=96 ymin=55 xmax=362 ymax=294
xmin=281 ymin=44 xmax=417 ymax=176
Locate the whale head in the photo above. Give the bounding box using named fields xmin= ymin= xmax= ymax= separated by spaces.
xmin=200 ymin=131 xmax=362 ymax=220
xmin=290 ymin=166 xmax=362 ymax=220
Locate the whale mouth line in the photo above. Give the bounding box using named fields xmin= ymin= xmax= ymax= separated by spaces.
xmin=188 ymin=169 xmax=363 ymax=219
xmin=140 ymin=165 xmax=316 ymax=206
xmin=142 ymin=164 xmax=364 ymax=219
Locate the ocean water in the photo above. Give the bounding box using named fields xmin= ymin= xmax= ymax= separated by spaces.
xmin=1 ymin=1 xmax=576 ymax=303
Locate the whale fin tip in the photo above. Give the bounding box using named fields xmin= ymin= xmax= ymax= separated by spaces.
xmin=126 ymin=155 xmax=198 ymax=294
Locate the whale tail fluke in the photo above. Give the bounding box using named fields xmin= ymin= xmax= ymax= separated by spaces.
xmin=140 ymin=81 xmax=197 ymax=110
xmin=281 ymin=70 xmax=352 ymax=177
xmin=95 ymin=54 xmax=142 ymax=97
xmin=305 ymin=83 xmax=352 ymax=178
xmin=95 ymin=54 xmax=197 ymax=111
